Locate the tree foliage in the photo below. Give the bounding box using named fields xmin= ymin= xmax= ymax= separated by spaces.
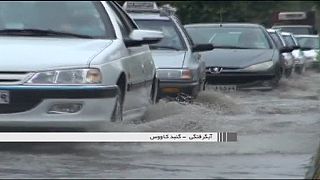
xmin=117 ymin=1 xmax=320 ymax=28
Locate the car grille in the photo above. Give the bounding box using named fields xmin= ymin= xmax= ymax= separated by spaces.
xmin=0 ymin=72 xmax=38 ymax=113
xmin=0 ymin=72 xmax=32 ymax=85
xmin=0 ymin=103 xmax=40 ymax=114
xmin=206 ymin=66 xmax=240 ymax=70
xmin=0 ymin=91 xmax=41 ymax=114
xmin=206 ymin=75 xmax=273 ymax=85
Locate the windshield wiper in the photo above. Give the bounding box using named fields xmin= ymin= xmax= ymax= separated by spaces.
xmin=0 ymin=29 xmax=94 ymax=39
xmin=150 ymin=45 xmax=181 ymax=51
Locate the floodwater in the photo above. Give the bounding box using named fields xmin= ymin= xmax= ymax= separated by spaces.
xmin=0 ymin=71 xmax=320 ymax=178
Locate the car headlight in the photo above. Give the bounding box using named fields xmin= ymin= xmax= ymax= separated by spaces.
xmin=244 ymin=61 xmax=273 ymax=71
xmin=156 ymin=69 xmax=192 ymax=80
xmin=25 ymin=68 xmax=102 ymax=85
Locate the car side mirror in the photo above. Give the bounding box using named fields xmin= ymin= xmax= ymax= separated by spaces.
xmin=192 ymin=44 xmax=214 ymax=52
xmin=124 ymin=29 xmax=163 ymax=47
xmin=279 ymin=46 xmax=294 ymax=53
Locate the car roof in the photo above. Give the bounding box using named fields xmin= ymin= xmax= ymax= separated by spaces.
xmin=281 ymin=31 xmax=293 ymax=36
xmin=273 ymin=25 xmax=312 ymax=27
xmin=184 ymin=23 xmax=263 ymax=28
xmin=266 ymin=28 xmax=282 ymax=33
xmin=294 ymin=34 xmax=319 ymax=38
xmin=127 ymin=12 xmax=170 ymax=21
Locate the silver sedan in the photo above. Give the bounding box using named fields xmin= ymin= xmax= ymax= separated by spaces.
xmin=0 ymin=1 xmax=163 ymax=130
xmin=124 ymin=2 xmax=213 ymax=99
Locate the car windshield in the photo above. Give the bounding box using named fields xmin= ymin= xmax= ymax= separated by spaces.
xmin=296 ymin=36 xmax=320 ymax=49
xmin=269 ymin=32 xmax=284 ymax=48
xmin=186 ymin=26 xmax=271 ymax=49
xmin=134 ymin=19 xmax=185 ymax=50
xmin=282 ymin=35 xmax=296 ymax=47
xmin=0 ymin=1 xmax=114 ymax=39
xmin=276 ymin=27 xmax=312 ymax=35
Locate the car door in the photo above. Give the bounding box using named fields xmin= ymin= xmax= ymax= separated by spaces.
xmin=174 ymin=17 xmax=205 ymax=82
xmin=109 ymin=3 xmax=151 ymax=111
xmin=114 ymin=3 xmax=155 ymax=92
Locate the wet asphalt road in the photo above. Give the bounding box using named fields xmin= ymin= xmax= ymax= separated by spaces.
xmin=0 ymin=70 xmax=320 ymax=178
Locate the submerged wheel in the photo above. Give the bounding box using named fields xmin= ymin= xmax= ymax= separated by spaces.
xmin=189 ymin=79 xmax=202 ymax=98
xmin=284 ymin=68 xmax=293 ymax=78
xmin=150 ymin=77 xmax=159 ymax=104
xmin=271 ymin=67 xmax=282 ymax=88
xmin=111 ymin=89 xmax=123 ymax=122
xmin=295 ymin=64 xmax=306 ymax=75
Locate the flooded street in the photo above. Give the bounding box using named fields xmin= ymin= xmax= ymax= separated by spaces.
xmin=0 ymin=71 xmax=320 ymax=178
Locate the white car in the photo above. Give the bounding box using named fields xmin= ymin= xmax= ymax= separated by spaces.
xmin=295 ymin=35 xmax=320 ymax=66
xmin=0 ymin=1 xmax=163 ymax=130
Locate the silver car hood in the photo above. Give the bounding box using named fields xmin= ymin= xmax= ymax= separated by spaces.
xmin=201 ymin=49 xmax=274 ymax=68
xmin=151 ymin=50 xmax=186 ymax=69
xmin=0 ymin=37 xmax=113 ymax=71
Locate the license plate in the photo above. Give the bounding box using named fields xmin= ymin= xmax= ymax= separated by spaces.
xmin=0 ymin=91 xmax=10 ymax=104
xmin=211 ymin=85 xmax=237 ymax=92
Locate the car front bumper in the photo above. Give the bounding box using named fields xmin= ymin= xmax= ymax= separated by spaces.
xmin=0 ymin=85 xmax=119 ymax=130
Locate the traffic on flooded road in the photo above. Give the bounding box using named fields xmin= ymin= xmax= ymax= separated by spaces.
xmin=0 ymin=1 xmax=319 ymax=179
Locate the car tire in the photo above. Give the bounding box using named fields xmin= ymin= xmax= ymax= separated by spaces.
xmin=202 ymin=79 xmax=207 ymax=91
xmin=150 ymin=77 xmax=159 ymax=104
xmin=284 ymin=68 xmax=292 ymax=78
xmin=190 ymin=80 xmax=202 ymax=98
xmin=271 ymin=66 xmax=282 ymax=88
xmin=295 ymin=64 xmax=306 ymax=75
xmin=111 ymin=88 xmax=123 ymax=122
xmin=271 ymin=77 xmax=280 ymax=88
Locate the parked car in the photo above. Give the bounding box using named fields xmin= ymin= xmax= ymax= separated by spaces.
xmin=185 ymin=23 xmax=292 ymax=90
xmin=0 ymin=1 xmax=163 ymax=130
xmin=295 ymin=34 xmax=320 ymax=67
xmin=123 ymin=1 xmax=213 ymax=98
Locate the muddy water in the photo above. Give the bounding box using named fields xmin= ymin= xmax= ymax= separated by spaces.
xmin=0 ymin=71 xmax=320 ymax=178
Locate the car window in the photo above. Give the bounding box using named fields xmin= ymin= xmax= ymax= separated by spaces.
xmin=0 ymin=1 xmax=115 ymax=39
xmin=269 ymin=32 xmax=284 ymax=49
xmin=283 ymin=35 xmax=296 ymax=47
xmin=112 ymin=2 xmax=138 ymax=30
xmin=134 ymin=19 xmax=185 ymax=50
xmin=107 ymin=2 xmax=132 ymax=38
xmin=296 ymin=37 xmax=320 ymax=49
xmin=277 ymin=27 xmax=312 ymax=35
xmin=186 ymin=27 xmax=271 ymax=49
xmin=172 ymin=16 xmax=194 ymax=47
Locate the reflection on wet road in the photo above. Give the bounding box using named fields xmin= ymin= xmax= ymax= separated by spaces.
xmin=0 ymin=71 xmax=320 ymax=178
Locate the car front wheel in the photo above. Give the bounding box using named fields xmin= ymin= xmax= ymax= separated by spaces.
xmin=111 ymin=90 xmax=123 ymax=122
xmin=295 ymin=64 xmax=306 ymax=75
xmin=284 ymin=67 xmax=293 ymax=78
xmin=150 ymin=77 xmax=159 ymax=104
